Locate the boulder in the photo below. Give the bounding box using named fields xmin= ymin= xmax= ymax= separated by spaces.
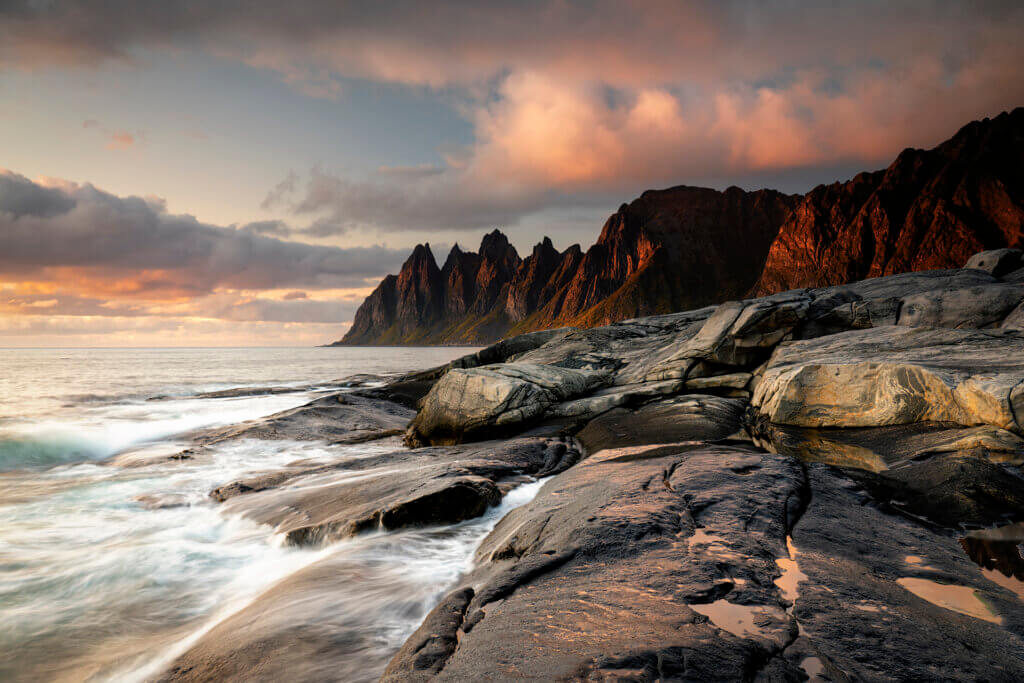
xmin=545 ymin=379 xmax=684 ymax=420
xmin=234 ymin=470 xmax=502 ymax=547
xmin=965 ymin=248 xmax=1023 ymax=278
xmin=752 ymin=327 xmax=1024 ymax=433
xmin=897 ymin=284 xmax=1024 ymax=329
xmin=753 ymin=422 xmax=1024 ymax=473
xmin=1003 ymin=301 xmax=1024 ymax=330
xmin=806 ymin=269 xmax=1000 ymax=330
xmin=406 ymin=363 xmax=608 ymax=446
xmin=643 ymin=294 xmax=812 ymax=380
xmin=576 ymin=395 xmax=746 ymax=453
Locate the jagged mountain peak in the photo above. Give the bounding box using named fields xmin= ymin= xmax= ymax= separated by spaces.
xmin=336 ymin=108 xmax=1024 ymax=346
xmin=405 ymin=242 xmax=438 ymax=267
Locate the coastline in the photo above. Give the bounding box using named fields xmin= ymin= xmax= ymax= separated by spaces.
xmin=153 ymin=248 xmax=1024 ymax=681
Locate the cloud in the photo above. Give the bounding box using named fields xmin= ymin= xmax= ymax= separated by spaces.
xmin=238 ymin=219 xmax=292 ymax=237
xmin=106 ymin=131 xmax=136 ymax=150
xmin=376 ymin=164 xmax=446 ymax=179
xmin=268 ymin=47 xmax=1024 ymax=235
xmin=0 ymin=169 xmax=407 ymax=293
xmin=4 ymin=2 xmax=1024 ymax=235
xmin=0 ymin=171 xmax=77 ymax=217
xmin=3 ymin=2 xmax=1022 ymax=89
xmin=81 ymin=118 xmax=143 ymax=150
xmin=265 ymin=165 xmax=577 ymax=235
xmin=0 ymin=170 xmax=408 ymax=339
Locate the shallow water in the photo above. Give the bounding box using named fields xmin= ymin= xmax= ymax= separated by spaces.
xmin=896 ymin=577 xmax=1002 ymax=623
xmin=0 ymin=346 xmax=488 ymax=681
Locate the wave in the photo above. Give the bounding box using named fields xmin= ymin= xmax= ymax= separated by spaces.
xmin=2 ymin=391 xmax=322 ymax=471
xmin=0 ymin=435 xmax=109 ymax=471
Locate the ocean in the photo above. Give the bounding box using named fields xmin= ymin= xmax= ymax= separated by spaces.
xmin=0 ymin=346 xmax=538 ymax=682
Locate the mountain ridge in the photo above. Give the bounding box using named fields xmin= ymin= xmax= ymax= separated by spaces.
xmin=334 ymin=107 xmax=1024 ymax=346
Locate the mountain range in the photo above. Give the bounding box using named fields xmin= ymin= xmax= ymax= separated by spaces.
xmin=334 ymin=107 xmax=1024 ymax=346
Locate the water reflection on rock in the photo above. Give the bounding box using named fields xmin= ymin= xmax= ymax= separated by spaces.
xmin=896 ymin=577 xmax=1002 ymax=624
xmin=960 ymin=523 xmax=1024 ymax=601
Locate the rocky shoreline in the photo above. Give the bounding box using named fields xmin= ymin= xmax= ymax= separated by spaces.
xmin=162 ymin=248 xmax=1024 ymax=681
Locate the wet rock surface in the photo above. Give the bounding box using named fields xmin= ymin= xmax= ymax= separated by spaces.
xmin=162 ymin=249 xmax=1024 ymax=681
xmin=196 ymin=393 xmax=414 ymax=445
xmin=217 ymin=437 xmax=582 ymax=546
xmin=377 ymin=250 xmax=1024 ymax=681
xmin=384 ymin=442 xmax=807 ymax=682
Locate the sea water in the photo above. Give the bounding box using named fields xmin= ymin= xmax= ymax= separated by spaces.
xmin=0 ymin=347 xmax=534 ymax=681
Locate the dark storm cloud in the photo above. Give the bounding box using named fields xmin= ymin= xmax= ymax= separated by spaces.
xmin=0 ymin=171 xmax=76 ymax=218
xmin=0 ymin=170 xmax=407 ymax=293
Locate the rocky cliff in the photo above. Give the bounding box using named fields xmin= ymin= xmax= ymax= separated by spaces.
xmin=335 ymin=107 xmax=1024 ymax=346
xmin=753 ymin=107 xmax=1024 ymax=294
xmin=335 ymin=188 xmax=796 ymax=345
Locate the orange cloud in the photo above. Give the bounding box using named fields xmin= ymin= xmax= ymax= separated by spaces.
xmin=106 ymin=131 xmax=136 ymax=150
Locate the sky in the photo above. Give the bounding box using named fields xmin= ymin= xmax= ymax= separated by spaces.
xmin=1 ymin=1 xmax=1023 ymax=346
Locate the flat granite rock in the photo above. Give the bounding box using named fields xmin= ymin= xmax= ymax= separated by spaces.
xmin=379 ymin=441 xmax=1024 ymax=682
xmin=752 ymin=327 xmax=1024 ymax=433
xmin=787 ymin=463 xmax=1024 ymax=681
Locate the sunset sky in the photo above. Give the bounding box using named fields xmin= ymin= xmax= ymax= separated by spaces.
xmin=2 ymin=0 xmax=1023 ymax=346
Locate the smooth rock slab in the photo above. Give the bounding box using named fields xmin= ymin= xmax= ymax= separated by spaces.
xmin=195 ymin=393 xmax=413 ymax=445
xmin=382 ymin=443 xmax=805 ymax=682
xmin=576 ymin=395 xmax=746 ymax=453
xmin=752 ymin=327 xmax=1024 ymax=433
xmin=897 ymin=284 xmax=1024 ymax=329
xmin=406 ymin=363 xmax=608 ymax=445
xmin=787 ymin=464 xmax=1024 ymax=680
